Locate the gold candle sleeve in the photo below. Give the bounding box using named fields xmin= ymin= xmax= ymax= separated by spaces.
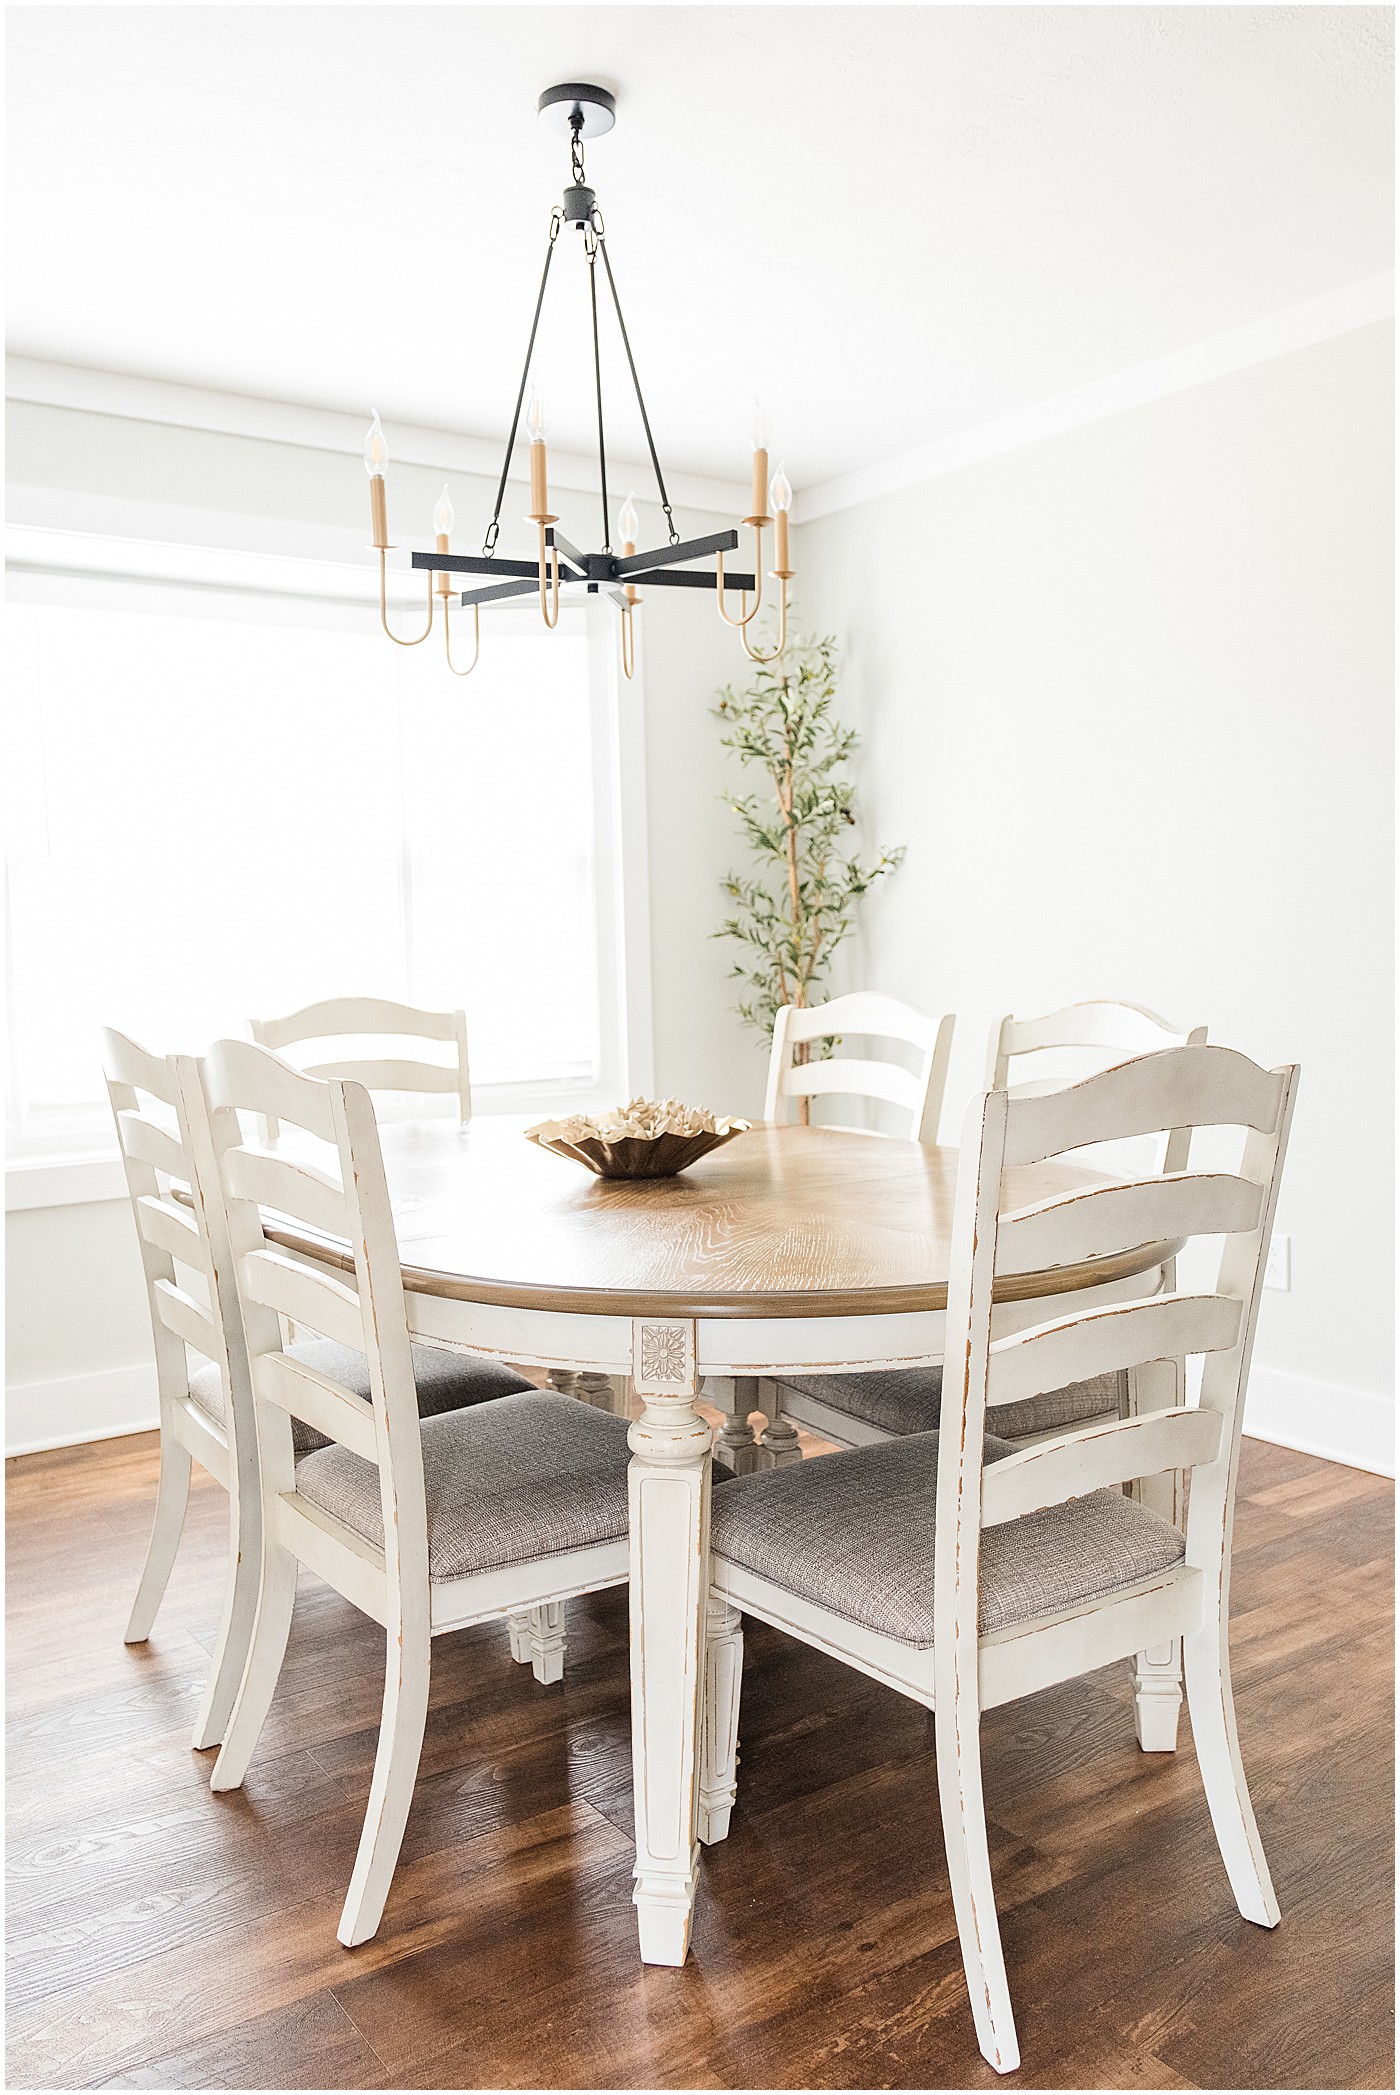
xmin=370 ymin=475 xmax=390 ymax=549
xmin=436 ymin=531 xmax=452 ymax=598
xmin=623 ymin=537 xmax=638 ymax=605
xmin=774 ymin=508 xmax=791 ymax=577
xmin=529 ymin=439 xmax=549 ymax=521
xmin=751 ymin=446 xmax=769 ymax=522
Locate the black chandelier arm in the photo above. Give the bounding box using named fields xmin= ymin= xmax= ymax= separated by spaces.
xmin=548 ymin=525 xmax=590 ymax=577
xmin=625 ymin=565 xmax=755 ymax=593
xmin=587 ymin=241 xmax=611 ymax=551
xmin=616 ymin=527 xmax=737 ymax=576
xmin=594 ymin=230 xmax=681 ymax=546
xmin=482 ymin=207 xmax=563 ymax=556
xmin=455 ymin=572 xmax=546 ymax=609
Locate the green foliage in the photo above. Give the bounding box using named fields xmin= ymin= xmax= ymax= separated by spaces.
xmin=714 ymin=631 xmax=904 ymax=1043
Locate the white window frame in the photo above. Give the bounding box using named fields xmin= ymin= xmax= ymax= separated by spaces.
xmin=4 ymin=521 xmax=655 ymax=1208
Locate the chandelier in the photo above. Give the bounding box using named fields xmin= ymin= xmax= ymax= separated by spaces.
xmin=362 ymin=82 xmax=793 ymax=681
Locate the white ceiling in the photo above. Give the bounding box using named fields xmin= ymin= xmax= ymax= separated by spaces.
xmin=6 ymin=5 xmax=1393 ymax=488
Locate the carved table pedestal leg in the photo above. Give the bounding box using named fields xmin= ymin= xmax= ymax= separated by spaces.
xmin=628 ymin=1317 xmax=711 ymax=1966
xmin=709 ymin=1376 xmax=761 ymax=1475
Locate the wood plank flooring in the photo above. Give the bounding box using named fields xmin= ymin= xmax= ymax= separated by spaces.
xmin=6 ymin=1430 xmax=1393 ymax=2090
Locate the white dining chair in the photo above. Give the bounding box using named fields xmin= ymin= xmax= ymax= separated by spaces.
xmin=203 ymin=1039 xmax=634 ymax=1946
xmin=767 ymin=1001 xmax=1206 ymax=1458
xmin=701 ymin=1041 xmax=1298 ymax=2074
xmin=249 ymin=995 xmax=471 ymax=1141
xmin=764 ymin=990 xmax=955 ymax=1139
xmin=712 ymin=993 xmax=955 ymax=1475
xmin=104 ymin=1028 xmax=263 ymax=1752
xmin=107 ymin=1027 xmax=541 ymax=1737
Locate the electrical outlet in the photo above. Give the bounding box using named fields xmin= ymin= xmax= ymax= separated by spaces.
xmin=1264 ymin=1234 xmax=1291 ymax=1291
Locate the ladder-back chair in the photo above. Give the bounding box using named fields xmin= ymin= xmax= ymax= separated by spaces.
xmin=203 ymin=1040 xmax=633 ymax=1946
xmin=250 ymin=996 xmax=471 ymax=1142
xmin=764 ymin=991 xmax=954 ymax=1139
xmin=702 ymin=1042 xmax=1298 ymax=2073
xmin=716 ymin=994 xmax=955 ymax=1474
xmin=104 ymin=1028 xmax=261 ymax=1751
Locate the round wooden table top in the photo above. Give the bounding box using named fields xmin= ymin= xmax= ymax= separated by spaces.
xmin=262 ymin=1116 xmax=1176 ymax=1322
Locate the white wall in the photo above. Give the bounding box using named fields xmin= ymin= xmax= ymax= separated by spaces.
xmin=795 ymin=319 xmax=1395 ymax=1472
xmin=6 ymin=390 xmax=763 ymax=1449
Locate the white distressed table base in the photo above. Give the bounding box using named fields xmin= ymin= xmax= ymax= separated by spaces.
xmin=628 ymin=1318 xmax=710 ymax=1966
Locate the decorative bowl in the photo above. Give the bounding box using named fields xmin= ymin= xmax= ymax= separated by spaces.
xmin=525 ymin=1100 xmax=751 ymax=1180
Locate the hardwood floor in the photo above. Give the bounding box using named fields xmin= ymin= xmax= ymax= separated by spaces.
xmin=7 ymin=1430 xmax=1392 ymax=2090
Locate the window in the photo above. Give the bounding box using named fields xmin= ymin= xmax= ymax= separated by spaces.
xmin=6 ymin=541 xmax=648 ymax=1154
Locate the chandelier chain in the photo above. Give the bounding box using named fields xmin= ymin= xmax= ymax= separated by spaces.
xmin=570 ymin=116 xmax=587 ymax=188
xmin=595 ymin=228 xmax=681 ymax=544
xmin=483 ymin=206 xmax=563 ymax=556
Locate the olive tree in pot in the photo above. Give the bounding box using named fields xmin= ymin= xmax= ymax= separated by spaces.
xmin=715 ymin=632 xmax=904 ymax=1121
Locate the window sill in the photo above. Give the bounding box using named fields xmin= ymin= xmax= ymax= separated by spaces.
xmin=6 ymin=1151 xmax=129 ymax=1212
xmin=5 ymin=1081 xmax=619 ymax=1213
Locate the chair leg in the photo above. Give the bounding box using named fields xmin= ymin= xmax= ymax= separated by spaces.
xmin=1127 ymin=1358 xmax=1184 ymax=1750
xmin=1183 ymin=1611 xmax=1279 ymax=1928
xmin=698 ymin=1593 xmax=743 ymax=1844
xmin=124 ymin=1431 xmax=192 ymax=1644
xmin=190 ymin=1472 xmax=262 ymax=1751
xmin=525 ymin=1601 xmax=566 ymax=1685
xmin=934 ymin=1696 xmax=1020 ymax=2074
xmin=506 ymin=1613 xmax=533 ymax=1663
xmin=338 ymin=1619 xmax=432 ymax=1947
xmin=756 ymin=1383 xmax=803 ymax=1469
xmin=209 ymin=1539 xmax=298 ymax=1793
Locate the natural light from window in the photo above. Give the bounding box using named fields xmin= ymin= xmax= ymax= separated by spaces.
xmin=6 ymin=590 xmax=605 ymax=1150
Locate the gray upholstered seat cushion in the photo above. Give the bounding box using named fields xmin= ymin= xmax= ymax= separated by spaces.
xmin=293 ymin=1391 xmax=632 ymax=1581
xmin=774 ymin=1366 xmax=1128 ymax=1443
xmin=188 ymin=1341 xmax=534 ymax=1459
xmin=710 ymin=1430 xmax=1185 ymax=1644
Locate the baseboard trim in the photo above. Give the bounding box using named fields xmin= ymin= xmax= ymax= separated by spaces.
xmin=6 ymin=1363 xmax=159 ymax=1457
xmin=1245 ymin=1364 xmax=1394 ymax=1479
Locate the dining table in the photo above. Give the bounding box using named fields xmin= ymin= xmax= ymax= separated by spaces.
xmin=256 ymin=1112 xmax=1178 ymax=1966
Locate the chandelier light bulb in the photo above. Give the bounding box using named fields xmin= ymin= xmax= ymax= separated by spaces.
xmin=433 ymin=484 xmax=455 ymax=538
xmin=363 ymin=410 xmax=389 ymax=478
xmin=750 ymin=400 xmax=772 ymax=452
xmin=526 ymin=386 xmax=551 ymax=444
xmin=769 ymin=463 xmax=793 ymax=513
xmin=618 ymin=492 xmax=640 ymax=546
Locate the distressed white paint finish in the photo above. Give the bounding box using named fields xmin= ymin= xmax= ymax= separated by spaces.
xmin=705 ymin=1044 xmax=1298 ymax=2075
xmin=103 ymin=1029 xmax=262 ymax=1754
xmin=627 ymin=1316 xmax=711 ymax=1965
xmin=201 ymin=1040 xmax=629 ymax=1946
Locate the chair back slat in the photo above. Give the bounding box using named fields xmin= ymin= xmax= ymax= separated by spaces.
xmin=224 ymin=1147 xmax=351 ymax=1240
xmin=996 ymin=1171 xmax=1264 ymax=1276
xmin=240 ymin=1248 xmax=367 ymax=1354
xmin=299 ymin=1057 xmax=460 ymax=1095
xmin=765 ymin=993 xmax=955 ymax=1143
xmin=981 ymin=1406 xmax=1224 ymax=1528
xmin=254 ymin=996 xmax=459 ymax=1046
xmin=779 ymin=1057 xmax=926 ymax=1113
xmin=136 ymin=1191 xmax=210 ymax=1273
xmin=153 ymin=1276 xmax=222 ymax=1359
xmin=258 ymin=1351 xmax=379 ymax=1463
xmin=1001 ymin=1045 xmax=1288 ymax=1169
xmin=989 ymin=1293 xmax=1243 ymax=1409
xmin=117 ymin=1109 xmax=189 ymax=1181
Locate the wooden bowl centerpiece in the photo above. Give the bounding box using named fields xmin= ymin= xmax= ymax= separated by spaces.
xmin=525 ymin=1097 xmax=751 ymax=1180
